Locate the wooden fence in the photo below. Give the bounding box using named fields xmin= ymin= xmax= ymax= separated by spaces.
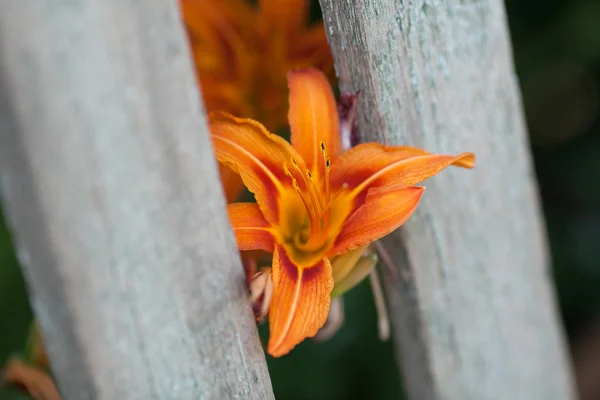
xmin=0 ymin=1 xmax=272 ymax=398
xmin=319 ymin=0 xmax=577 ymax=399
xmin=0 ymin=0 xmax=577 ymax=399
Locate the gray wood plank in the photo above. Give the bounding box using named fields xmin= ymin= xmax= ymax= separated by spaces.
xmin=319 ymin=0 xmax=577 ymax=399
xmin=0 ymin=1 xmax=273 ymax=399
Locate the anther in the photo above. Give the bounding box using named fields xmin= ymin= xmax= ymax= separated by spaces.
xmin=291 ymin=178 xmax=300 ymax=191
xmin=283 ymin=162 xmax=293 ymax=178
xmin=321 ymin=142 xmax=332 ymax=228
xmin=291 ymin=156 xmax=323 ymax=217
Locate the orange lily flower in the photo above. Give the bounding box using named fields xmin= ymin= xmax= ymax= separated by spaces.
xmin=180 ymin=0 xmax=334 ymax=202
xmin=210 ymin=68 xmax=475 ymax=357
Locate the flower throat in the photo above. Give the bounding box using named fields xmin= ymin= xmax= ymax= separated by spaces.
xmin=284 ymin=142 xmax=333 ymax=252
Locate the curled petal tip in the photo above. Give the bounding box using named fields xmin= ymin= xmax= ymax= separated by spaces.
xmin=455 ymin=152 xmax=476 ymax=168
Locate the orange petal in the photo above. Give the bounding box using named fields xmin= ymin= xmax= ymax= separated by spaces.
xmin=2 ymin=359 xmax=60 ymax=400
xmin=287 ymin=25 xmax=335 ymax=80
xmin=199 ymin=79 xmax=253 ymax=120
xmin=181 ymin=0 xmax=255 ymax=34
xmin=228 ymin=203 xmax=275 ymax=252
xmin=210 ymin=112 xmax=305 ymax=225
xmin=218 ymin=164 xmax=245 ymax=203
xmin=288 ymin=69 xmax=341 ymax=173
xmin=268 ymin=245 xmax=333 ymax=357
xmin=181 ymin=0 xmax=255 ymax=85
xmin=258 ymin=0 xmax=310 ymax=35
xmin=332 ymin=186 xmax=425 ymax=255
xmin=331 ymin=143 xmax=474 ymax=201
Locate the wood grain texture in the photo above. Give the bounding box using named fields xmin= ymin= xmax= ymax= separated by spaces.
xmin=0 ymin=1 xmax=273 ymax=399
xmin=319 ymin=0 xmax=577 ymax=399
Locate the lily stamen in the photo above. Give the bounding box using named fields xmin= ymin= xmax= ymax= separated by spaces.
xmin=306 ymin=170 xmax=324 ymax=211
xmin=292 ymin=179 xmax=319 ymax=236
xmin=321 ymin=142 xmax=332 ymax=227
xmin=291 ymin=157 xmax=323 ymax=215
xmin=285 ymin=162 xmax=320 ymax=236
xmin=291 ymin=156 xmax=331 ymax=238
xmin=306 ymin=169 xmax=329 ymax=232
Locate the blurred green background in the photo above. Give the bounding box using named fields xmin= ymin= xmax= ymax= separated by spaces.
xmin=2 ymin=0 xmax=600 ymax=398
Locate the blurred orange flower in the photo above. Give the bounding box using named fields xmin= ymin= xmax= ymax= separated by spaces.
xmin=180 ymin=0 xmax=335 ymax=202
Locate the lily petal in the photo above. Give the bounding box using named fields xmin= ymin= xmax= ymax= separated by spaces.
xmin=181 ymin=0 xmax=255 ymax=37
xmin=332 ymin=186 xmax=425 ymax=255
xmin=331 ymin=143 xmax=474 ymax=201
xmin=219 ymin=164 xmax=245 ymax=203
xmin=210 ymin=112 xmax=306 ymax=224
xmin=289 ymin=27 xmax=335 ymax=80
xmin=288 ymin=69 xmax=341 ymax=172
xmin=182 ymin=0 xmax=255 ymax=86
xmin=268 ymin=245 xmax=333 ymax=357
xmin=228 ymin=203 xmax=275 ymax=252
xmin=258 ymin=0 xmax=310 ymax=35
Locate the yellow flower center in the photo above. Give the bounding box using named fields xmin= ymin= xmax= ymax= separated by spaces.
xmin=281 ymin=143 xmax=339 ymax=266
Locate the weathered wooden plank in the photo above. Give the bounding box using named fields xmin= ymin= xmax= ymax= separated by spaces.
xmin=319 ymin=0 xmax=577 ymax=399
xmin=0 ymin=1 xmax=273 ymax=399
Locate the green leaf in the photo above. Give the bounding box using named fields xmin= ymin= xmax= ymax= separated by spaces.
xmin=0 ymin=208 xmax=33 ymax=367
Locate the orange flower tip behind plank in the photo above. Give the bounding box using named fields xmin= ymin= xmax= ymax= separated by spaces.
xmin=453 ymin=152 xmax=476 ymax=169
xmin=267 ymin=247 xmax=333 ymax=357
